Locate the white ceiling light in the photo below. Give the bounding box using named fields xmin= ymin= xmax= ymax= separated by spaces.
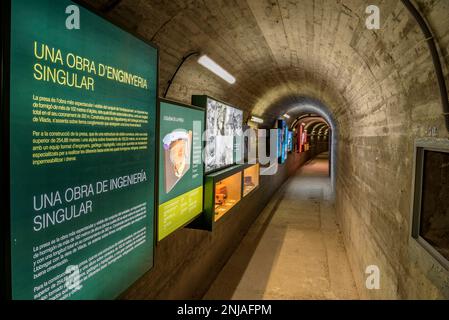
xmin=250 ymin=115 xmax=264 ymax=124
xmin=198 ymin=55 xmax=236 ymax=84
xmin=283 ymin=113 xmax=291 ymax=119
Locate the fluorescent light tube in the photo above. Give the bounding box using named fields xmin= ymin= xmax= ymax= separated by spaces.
xmin=198 ymin=55 xmax=236 ymax=84
xmin=250 ymin=116 xmax=264 ymax=124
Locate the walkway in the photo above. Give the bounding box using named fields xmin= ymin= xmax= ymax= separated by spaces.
xmin=204 ymin=153 xmax=359 ymax=300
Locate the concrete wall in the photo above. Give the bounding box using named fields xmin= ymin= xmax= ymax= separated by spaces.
xmin=121 ymin=152 xmax=310 ymax=299
xmin=333 ymin=1 xmax=449 ymax=299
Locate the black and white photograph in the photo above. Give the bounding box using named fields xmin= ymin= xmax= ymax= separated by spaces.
xmin=205 ymin=98 xmax=243 ymax=172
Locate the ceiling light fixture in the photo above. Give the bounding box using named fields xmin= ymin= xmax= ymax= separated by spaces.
xmin=198 ymin=55 xmax=236 ymax=84
xmin=283 ymin=113 xmax=291 ymax=119
xmin=250 ymin=115 xmax=264 ymax=124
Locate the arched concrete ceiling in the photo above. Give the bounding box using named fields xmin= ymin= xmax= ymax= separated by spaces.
xmin=297 ymin=116 xmax=327 ymax=127
xmin=303 ymin=118 xmax=329 ymax=131
xmin=313 ymin=123 xmax=329 ymax=133
xmin=86 ymin=0 xmax=449 ymax=137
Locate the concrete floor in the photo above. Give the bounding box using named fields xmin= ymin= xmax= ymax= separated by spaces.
xmin=204 ymin=153 xmax=359 ymax=300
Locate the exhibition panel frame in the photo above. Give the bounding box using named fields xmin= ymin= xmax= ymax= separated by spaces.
xmin=243 ymin=163 xmax=260 ymax=197
xmin=190 ymin=163 xmax=260 ymax=232
xmin=1 ymin=0 xmax=160 ymax=300
xmin=1 ymin=0 xmax=12 ymax=301
xmin=277 ymin=119 xmax=288 ymax=164
xmin=191 ymin=95 xmax=244 ymax=174
xmin=287 ymin=131 xmax=293 ymax=153
xmin=243 ymin=125 xmax=258 ymax=164
xmin=411 ymin=139 xmax=449 ymax=271
xmin=157 ymin=98 xmax=205 ymax=241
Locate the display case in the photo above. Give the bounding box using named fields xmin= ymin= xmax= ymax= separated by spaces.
xmin=243 ymin=164 xmax=260 ymax=197
xmin=214 ymin=171 xmax=242 ymax=221
xmin=188 ymin=165 xmax=244 ymax=231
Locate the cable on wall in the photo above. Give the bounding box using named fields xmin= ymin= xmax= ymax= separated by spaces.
xmin=401 ymin=0 xmax=449 ymax=133
xmin=163 ymin=51 xmax=200 ymax=98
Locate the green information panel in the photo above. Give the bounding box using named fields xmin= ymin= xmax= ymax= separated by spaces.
xmin=9 ymin=0 xmax=158 ymax=299
xmin=158 ymin=100 xmax=204 ymax=240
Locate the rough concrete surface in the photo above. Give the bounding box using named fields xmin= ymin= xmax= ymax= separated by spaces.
xmin=205 ymin=153 xmax=359 ymax=300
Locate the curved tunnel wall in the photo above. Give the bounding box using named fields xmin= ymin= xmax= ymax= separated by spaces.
xmin=86 ymin=0 xmax=449 ymax=299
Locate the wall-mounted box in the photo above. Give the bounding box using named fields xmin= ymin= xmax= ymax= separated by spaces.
xmin=243 ymin=163 xmax=260 ymax=197
xmin=189 ymin=165 xmax=244 ymax=231
xmin=214 ymin=171 xmax=242 ymax=221
xmin=411 ymin=139 xmax=449 ymax=270
xmin=5 ymin=0 xmax=159 ymax=300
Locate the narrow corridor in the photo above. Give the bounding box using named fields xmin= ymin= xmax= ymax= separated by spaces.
xmin=4 ymin=0 xmax=449 ymax=302
xmin=204 ymin=153 xmax=359 ymax=300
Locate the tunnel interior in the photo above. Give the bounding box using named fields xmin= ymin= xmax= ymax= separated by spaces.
xmin=2 ymin=0 xmax=449 ymax=300
xmin=44 ymin=0 xmax=449 ymax=298
xmin=87 ymin=0 xmax=449 ymax=299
